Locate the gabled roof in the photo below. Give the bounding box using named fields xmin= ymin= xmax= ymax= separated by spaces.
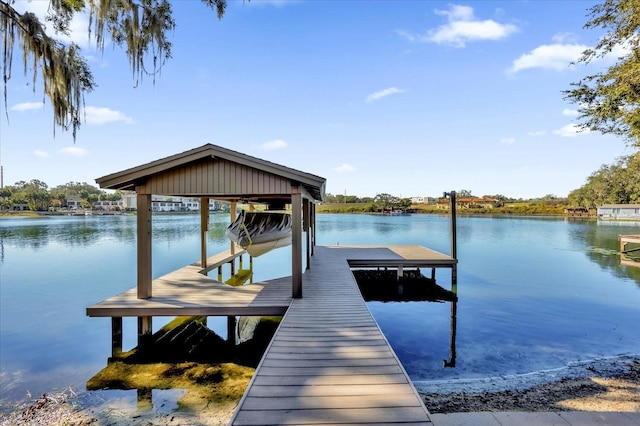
xmin=95 ymin=144 xmax=326 ymax=202
xmin=598 ymin=204 xmax=640 ymax=208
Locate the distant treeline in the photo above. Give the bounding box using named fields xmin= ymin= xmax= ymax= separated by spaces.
xmin=2 ymin=152 xmax=637 ymax=213
xmin=317 ymin=201 xmax=568 ymax=216
xmin=568 ymin=153 xmax=640 ymax=207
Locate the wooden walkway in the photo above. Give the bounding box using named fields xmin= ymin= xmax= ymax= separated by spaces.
xmin=87 ymin=244 xmax=456 ymax=424
xmin=230 ymin=245 xmax=453 ymax=425
xmin=86 ymin=250 xmax=291 ymax=317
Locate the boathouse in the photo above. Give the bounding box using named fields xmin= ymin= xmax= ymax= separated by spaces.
xmin=597 ymin=204 xmax=640 ymax=221
xmin=87 ymin=144 xmax=458 ymax=424
xmin=95 ymin=143 xmax=325 ymax=299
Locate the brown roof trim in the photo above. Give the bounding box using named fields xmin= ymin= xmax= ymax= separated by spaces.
xmin=95 ymin=144 xmax=326 ymax=201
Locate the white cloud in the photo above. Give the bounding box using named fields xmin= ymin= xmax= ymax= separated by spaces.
xmin=562 ymin=109 xmax=579 ymax=117
xmin=14 ymin=1 xmax=93 ymax=49
xmin=509 ymin=43 xmax=588 ymax=74
xmin=500 ymin=137 xmax=516 ymax=144
xmin=84 ymin=106 xmax=133 ymax=125
xmin=11 ymin=102 xmax=43 ymax=112
xmin=527 ymin=130 xmax=547 ymax=136
xmin=34 ymin=150 xmax=49 ymax=158
xmin=399 ymin=4 xmax=517 ymax=47
xmin=333 ymin=163 xmax=356 ymax=173
xmin=366 ymin=87 xmax=405 ymax=103
xmin=552 ymin=33 xmax=579 ymax=44
xmin=60 ymin=146 xmax=89 ymax=157
xmin=553 ymin=123 xmax=590 ymax=138
xmin=260 ymin=139 xmax=287 ymax=150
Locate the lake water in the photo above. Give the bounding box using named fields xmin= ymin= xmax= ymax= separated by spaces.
xmin=1 ymin=213 xmax=639 ymax=408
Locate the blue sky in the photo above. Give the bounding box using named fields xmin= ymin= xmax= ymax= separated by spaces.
xmin=1 ymin=0 xmax=635 ymax=199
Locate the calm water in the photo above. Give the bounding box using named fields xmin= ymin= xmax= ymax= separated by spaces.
xmin=1 ymin=213 xmax=639 ymax=406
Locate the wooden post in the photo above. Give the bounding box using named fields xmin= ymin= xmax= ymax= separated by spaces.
xmin=230 ymin=201 xmax=237 ymax=255
xmin=227 ymin=315 xmax=237 ymax=345
xmin=303 ymin=198 xmax=310 ymax=270
xmin=200 ymin=197 xmax=209 ymax=268
xmin=137 ymin=193 xmax=152 ymax=299
xmin=138 ymin=316 xmax=152 ymax=348
xmin=444 ymin=297 xmax=457 ymax=368
xmin=292 ymin=189 xmax=303 ymax=298
xmin=111 ymin=317 xmax=123 ymax=357
xmin=449 ymin=190 xmax=458 ymax=286
xmin=311 ymin=203 xmax=316 ymax=255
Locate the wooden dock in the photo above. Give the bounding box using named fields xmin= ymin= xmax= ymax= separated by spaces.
xmin=87 ymin=244 xmax=456 ymax=424
xmin=230 ymin=245 xmax=455 ymax=425
xmin=619 ymin=234 xmax=640 ymax=268
xmin=87 ymin=250 xmax=292 ymax=318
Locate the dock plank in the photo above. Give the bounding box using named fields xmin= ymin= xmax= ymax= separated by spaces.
xmin=233 ymin=406 xmax=431 ymax=425
xmin=86 ymin=244 xmax=453 ymax=424
xmin=230 ymin=246 xmax=433 ymax=425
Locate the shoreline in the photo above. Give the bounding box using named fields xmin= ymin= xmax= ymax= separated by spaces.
xmin=414 ymin=353 xmax=640 ymax=395
xmin=1 ymin=355 xmax=638 ymax=425
xmin=421 ymin=356 xmax=640 ymax=414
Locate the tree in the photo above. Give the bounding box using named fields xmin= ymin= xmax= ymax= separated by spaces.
xmin=1 ymin=0 xmax=229 ymax=139
xmin=568 ymin=153 xmax=640 ymax=206
xmin=563 ymin=0 xmax=640 ymax=147
xmin=16 ymin=179 xmax=51 ymax=210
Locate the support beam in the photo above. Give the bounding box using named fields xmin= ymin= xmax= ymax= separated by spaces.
xmin=227 ymin=316 xmax=237 ymax=345
xmin=448 ymin=190 xmax=458 ymax=286
xmin=111 ymin=317 xmax=123 ymax=357
xmin=200 ymin=197 xmax=209 ymax=268
xmin=311 ymin=203 xmax=316 ymax=256
xmin=292 ymin=189 xmax=303 ymax=298
xmin=137 ymin=193 xmax=152 ymax=299
xmin=138 ymin=316 xmax=152 ymax=348
xmin=230 ymin=201 xmax=237 ymax=255
xmin=303 ymin=198 xmax=310 ymax=270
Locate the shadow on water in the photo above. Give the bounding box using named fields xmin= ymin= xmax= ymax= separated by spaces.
xmin=352 ymin=269 xmax=458 ymax=369
xmin=85 ymin=315 xmax=280 ymax=414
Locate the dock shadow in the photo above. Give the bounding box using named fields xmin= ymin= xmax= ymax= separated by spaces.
xmin=86 ymin=315 xmax=280 ymax=413
xmin=352 ymin=269 xmax=458 ymax=368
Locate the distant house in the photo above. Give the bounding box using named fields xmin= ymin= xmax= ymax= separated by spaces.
xmin=564 ymin=207 xmax=596 ymax=217
xmin=67 ymin=195 xmax=82 ymax=210
xmin=411 ymin=196 xmax=436 ymax=205
xmin=94 ymin=200 xmax=124 ymax=211
xmin=597 ymin=204 xmax=640 ymax=221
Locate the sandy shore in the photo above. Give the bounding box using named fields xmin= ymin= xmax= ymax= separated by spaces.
xmin=1 ymin=357 xmax=638 ymax=425
xmin=422 ymin=358 xmax=639 ymax=414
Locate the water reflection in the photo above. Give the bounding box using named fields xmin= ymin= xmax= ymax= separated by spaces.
xmin=568 ymin=221 xmax=640 ymax=286
xmin=2 ymin=213 xmax=638 ymax=407
xmin=0 ymin=214 xmax=231 ymax=252
xmin=86 ymin=315 xmax=280 ymax=414
xmin=352 ymin=269 xmax=458 ymax=370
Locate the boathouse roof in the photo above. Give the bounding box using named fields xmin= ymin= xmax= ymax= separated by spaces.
xmin=95 ymin=143 xmax=326 ymax=203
